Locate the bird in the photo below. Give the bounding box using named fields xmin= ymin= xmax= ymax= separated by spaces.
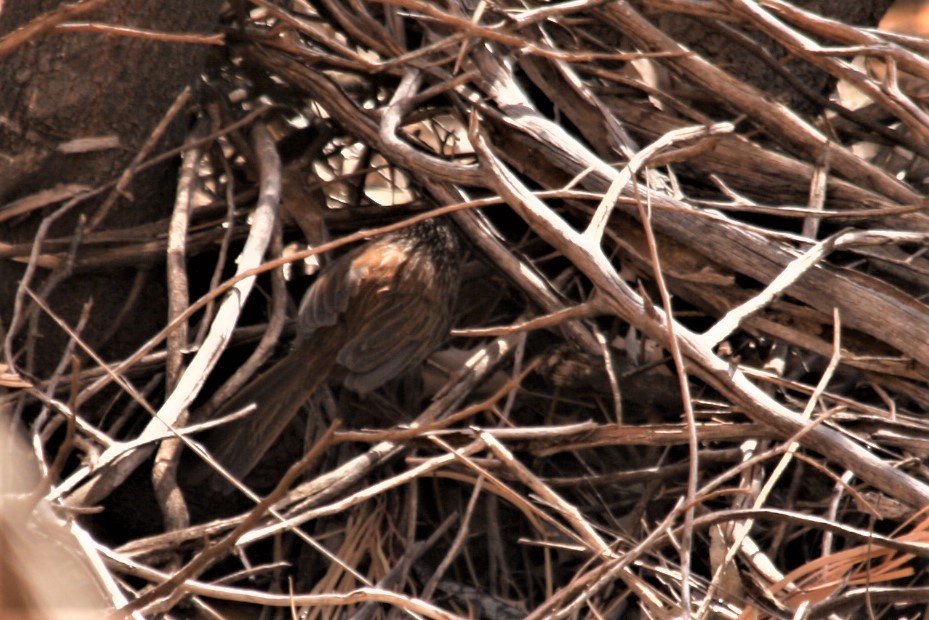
xmin=188 ymin=216 xmax=461 ymax=487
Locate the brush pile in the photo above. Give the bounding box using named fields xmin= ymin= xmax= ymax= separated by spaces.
xmin=7 ymin=0 xmax=929 ymax=617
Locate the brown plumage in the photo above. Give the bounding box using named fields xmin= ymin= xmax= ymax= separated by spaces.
xmin=191 ymin=217 xmax=461 ymax=486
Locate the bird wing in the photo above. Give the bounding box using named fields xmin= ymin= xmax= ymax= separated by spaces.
xmin=297 ymin=232 xmax=455 ymax=393
xmin=341 ymin=240 xmax=454 ymax=392
xmin=296 ymin=243 xmax=366 ymax=335
xmin=337 ymin=287 xmax=446 ymax=392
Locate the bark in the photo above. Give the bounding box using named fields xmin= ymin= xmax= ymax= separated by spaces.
xmin=0 ymin=0 xmax=223 ymax=376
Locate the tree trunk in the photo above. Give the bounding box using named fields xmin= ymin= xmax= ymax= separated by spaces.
xmin=0 ymin=0 xmax=223 ymax=376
